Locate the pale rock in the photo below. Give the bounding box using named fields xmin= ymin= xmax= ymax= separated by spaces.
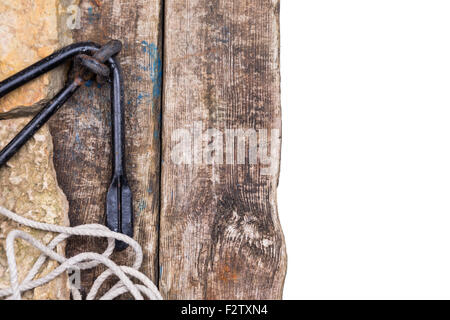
xmin=0 ymin=118 xmax=70 ymax=300
xmin=0 ymin=0 xmax=76 ymax=118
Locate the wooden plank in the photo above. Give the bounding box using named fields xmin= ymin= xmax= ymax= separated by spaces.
xmin=160 ymin=0 xmax=286 ymax=299
xmin=48 ymin=0 xmax=163 ymax=290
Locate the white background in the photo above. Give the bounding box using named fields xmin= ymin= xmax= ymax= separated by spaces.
xmin=279 ymin=0 xmax=450 ymax=299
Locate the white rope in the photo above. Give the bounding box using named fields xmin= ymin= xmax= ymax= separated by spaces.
xmin=0 ymin=205 xmax=163 ymax=300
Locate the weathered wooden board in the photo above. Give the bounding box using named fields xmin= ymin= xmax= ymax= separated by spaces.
xmin=48 ymin=0 xmax=163 ymax=291
xmin=160 ymin=0 xmax=286 ymax=299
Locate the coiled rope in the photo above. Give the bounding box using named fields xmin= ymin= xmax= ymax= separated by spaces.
xmin=0 ymin=205 xmax=163 ymax=300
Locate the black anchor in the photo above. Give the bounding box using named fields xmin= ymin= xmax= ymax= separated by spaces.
xmin=0 ymin=41 xmax=133 ymax=251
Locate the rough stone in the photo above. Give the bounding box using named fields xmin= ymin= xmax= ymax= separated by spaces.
xmin=0 ymin=0 xmax=75 ymax=118
xmin=0 ymin=118 xmax=70 ymax=300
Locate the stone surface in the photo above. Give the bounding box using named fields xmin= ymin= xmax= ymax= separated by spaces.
xmin=0 ymin=118 xmax=70 ymax=300
xmin=0 ymin=0 xmax=75 ymax=118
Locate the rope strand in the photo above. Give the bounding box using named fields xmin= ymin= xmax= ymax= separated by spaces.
xmin=0 ymin=205 xmax=162 ymax=300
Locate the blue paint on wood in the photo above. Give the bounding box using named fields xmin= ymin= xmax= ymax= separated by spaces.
xmin=138 ymin=199 xmax=147 ymax=213
xmin=141 ymin=41 xmax=162 ymax=101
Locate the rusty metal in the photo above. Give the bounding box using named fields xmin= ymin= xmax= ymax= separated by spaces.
xmin=0 ymin=40 xmax=133 ymax=251
xmin=75 ymin=40 xmax=122 ymax=83
xmin=76 ymin=54 xmax=110 ymax=78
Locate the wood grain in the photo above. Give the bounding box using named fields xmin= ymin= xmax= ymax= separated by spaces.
xmin=160 ymin=0 xmax=286 ymax=299
xmin=48 ymin=0 xmax=163 ymax=291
